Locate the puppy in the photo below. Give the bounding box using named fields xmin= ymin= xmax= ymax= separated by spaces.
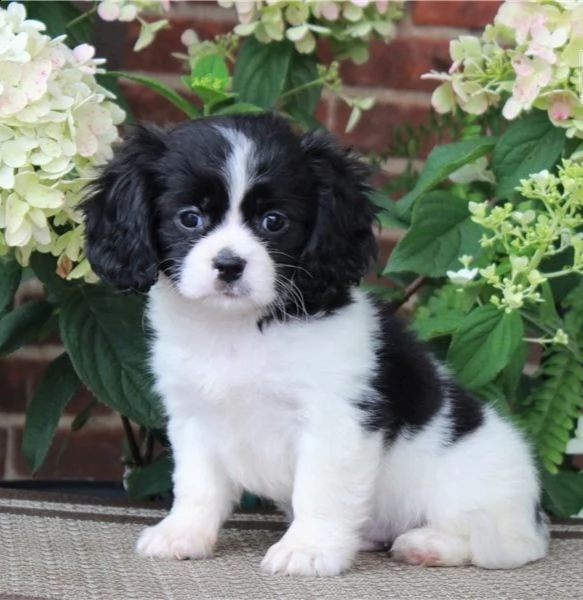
xmin=82 ymin=113 xmax=548 ymax=576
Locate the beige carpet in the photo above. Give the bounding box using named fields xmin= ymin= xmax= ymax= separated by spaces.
xmin=0 ymin=490 xmax=581 ymax=600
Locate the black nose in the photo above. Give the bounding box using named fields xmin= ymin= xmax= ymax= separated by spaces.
xmin=213 ymin=250 xmax=246 ymax=283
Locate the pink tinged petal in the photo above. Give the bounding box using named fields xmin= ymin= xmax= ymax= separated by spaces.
xmin=502 ymin=96 xmax=523 ymax=120
xmin=320 ymin=2 xmax=340 ymax=20
xmin=526 ymin=43 xmax=556 ymax=64
xmin=73 ymin=43 xmax=96 ymax=63
xmin=512 ymin=56 xmax=534 ymax=78
xmin=97 ymin=2 xmax=121 ymax=21
xmin=75 ymin=128 xmax=99 ymax=157
xmin=514 ymin=77 xmax=539 ymax=104
xmin=21 ymin=60 xmax=53 ymax=102
xmin=350 ymin=0 xmax=370 ymax=6
xmin=0 ymin=88 xmax=28 ymax=116
xmin=375 ymin=0 xmax=390 ymax=14
xmin=549 ymin=98 xmax=571 ymax=121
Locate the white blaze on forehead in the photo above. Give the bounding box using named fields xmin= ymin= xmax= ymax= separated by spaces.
xmin=217 ymin=128 xmax=255 ymax=220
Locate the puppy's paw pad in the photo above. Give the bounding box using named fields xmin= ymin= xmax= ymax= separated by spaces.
xmin=261 ymin=540 xmax=353 ymax=577
xmin=136 ymin=517 xmax=216 ymax=560
xmin=391 ymin=528 xmax=470 ymax=567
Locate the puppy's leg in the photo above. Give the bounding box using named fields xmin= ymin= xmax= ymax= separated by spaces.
xmin=261 ymin=398 xmax=382 ymax=577
xmin=136 ymin=416 xmax=238 ymax=560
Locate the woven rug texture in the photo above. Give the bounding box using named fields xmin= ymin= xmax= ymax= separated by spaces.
xmin=0 ymin=490 xmax=581 ymax=600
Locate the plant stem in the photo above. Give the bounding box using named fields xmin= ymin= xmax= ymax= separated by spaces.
xmin=278 ymin=78 xmax=325 ymax=101
xmin=387 ymin=275 xmax=427 ymax=313
xmin=121 ymin=416 xmax=143 ymax=467
xmin=66 ymin=5 xmax=98 ymax=30
xmin=144 ymin=431 xmax=155 ymax=465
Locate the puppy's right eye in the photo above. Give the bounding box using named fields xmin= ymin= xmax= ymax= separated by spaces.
xmin=177 ymin=208 xmax=205 ymax=231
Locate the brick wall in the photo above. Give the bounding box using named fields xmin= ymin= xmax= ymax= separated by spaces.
xmin=0 ymin=1 xmax=502 ymax=483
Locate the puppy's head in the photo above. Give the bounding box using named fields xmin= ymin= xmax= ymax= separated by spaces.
xmin=82 ymin=113 xmax=377 ymax=316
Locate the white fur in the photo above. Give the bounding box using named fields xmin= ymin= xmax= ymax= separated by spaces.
xmin=136 ymin=279 xmax=548 ymax=575
xmin=136 ymin=127 xmax=547 ymax=576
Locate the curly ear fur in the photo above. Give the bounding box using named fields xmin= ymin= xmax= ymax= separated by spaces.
xmin=296 ymin=129 xmax=378 ymax=311
xmin=82 ymin=125 xmax=167 ymax=292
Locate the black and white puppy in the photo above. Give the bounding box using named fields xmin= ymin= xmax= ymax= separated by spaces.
xmin=83 ymin=113 xmax=548 ymax=576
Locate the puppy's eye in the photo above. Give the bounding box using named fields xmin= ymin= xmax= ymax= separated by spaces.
xmin=260 ymin=212 xmax=288 ymax=235
xmin=177 ymin=208 xmax=205 ymax=231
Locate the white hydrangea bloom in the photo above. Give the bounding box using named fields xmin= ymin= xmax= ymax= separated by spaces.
xmin=0 ymin=2 xmax=125 ymax=279
xmin=216 ymin=0 xmax=404 ymax=62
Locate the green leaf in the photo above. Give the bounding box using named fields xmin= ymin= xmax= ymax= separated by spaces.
xmin=216 ymin=102 xmax=264 ymax=115
xmin=448 ymin=304 xmax=524 ymax=389
xmin=59 ymin=286 xmax=164 ymax=428
xmin=71 ymin=400 xmax=97 ymax=432
xmin=412 ymin=310 xmax=466 ymax=341
xmin=0 ymin=300 xmax=54 ymax=357
xmin=104 ymin=71 xmax=200 ymax=119
xmin=126 ymin=453 xmax=172 ymax=500
xmin=500 ymin=341 xmax=529 ymax=402
xmin=22 ymin=353 xmax=80 ymax=473
xmin=492 ymin=110 xmax=566 ymax=200
xmin=233 ymin=37 xmax=293 ymax=108
xmin=282 ymin=52 xmax=321 ymax=117
xmin=24 ymin=0 xmax=92 ymax=45
xmin=396 ymin=137 xmax=497 ymax=217
xmin=0 ymin=255 xmax=22 ymax=313
xmin=386 ymin=191 xmax=485 ymax=277
xmin=183 ymin=54 xmax=235 ymax=108
xmin=542 ymin=471 xmax=583 ymax=518
xmin=30 ymin=253 xmax=78 ymax=301
xmin=522 ymin=329 xmax=583 ymax=473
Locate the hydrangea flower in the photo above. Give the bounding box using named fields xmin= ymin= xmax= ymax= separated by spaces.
xmin=467 ymin=160 xmax=583 ymax=313
xmin=97 ymin=0 xmax=171 ymax=50
xmin=216 ymin=0 xmax=404 ymax=62
xmin=0 ymin=2 xmax=125 ymax=279
xmin=423 ymin=0 xmax=583 ymax=137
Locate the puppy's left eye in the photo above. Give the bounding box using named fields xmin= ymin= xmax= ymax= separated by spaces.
xmin=177 ymin=208 xmax=205 ymax=231
xmin=260 ymin=212 xmax=288 ymax=235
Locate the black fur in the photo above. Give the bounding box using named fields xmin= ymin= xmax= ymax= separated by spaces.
xmin=359 ymin=302 xmax=485 ymax=443
xmin=82 ymin=113 xmax=377 ymax=318
xmin=82 ymin=112 xmax=485 ymax=448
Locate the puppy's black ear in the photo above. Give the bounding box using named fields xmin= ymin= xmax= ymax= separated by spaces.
xmin=297 ymin=129 xmax=378 ymax=307
xmin=82 ymin=125 xmax=167 ymax=292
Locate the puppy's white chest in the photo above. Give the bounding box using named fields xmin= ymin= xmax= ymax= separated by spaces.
xmin=153 ymin=324 xmax=300 ymax=500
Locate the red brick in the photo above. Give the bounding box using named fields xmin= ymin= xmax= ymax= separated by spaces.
xmin=123 ymin=16 xmax=236 ymax=74
xmin=0 ymin=359 xmax=45 ymax=413
xmin=0 ymin=429 xmax=6 ymax=478
xmin=411 ymin=1 xmax=503 ymax=29
xmin=0 ymin=357 xmax=113 ymax=417
xmin=340 ymin=37 xmax=451 ymax=91
xmin=120 ymin=81 xmax=196 ymax=125
xmin=12 ymin=426 xmax=125 ymax=481
xmin=334 ymin=101 xmax=432 ymax=155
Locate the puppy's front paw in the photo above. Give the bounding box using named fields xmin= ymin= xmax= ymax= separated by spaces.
xmin=261 ymin=530 xmax=356 ymax=577
xmin=136 ymin=513 xmax=218 ymax=560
